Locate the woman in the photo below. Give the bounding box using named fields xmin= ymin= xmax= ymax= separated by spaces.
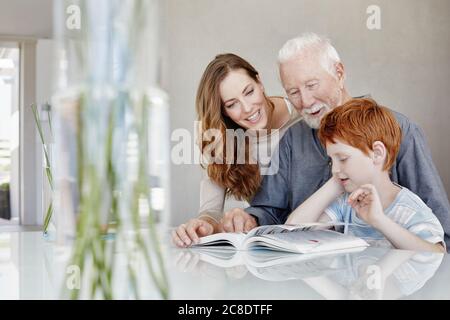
xmin=172 ymin=53 xmax=301 ymax=247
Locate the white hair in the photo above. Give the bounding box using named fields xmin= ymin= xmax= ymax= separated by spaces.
xmin=278 ymin=32 xmax=341 ymax=77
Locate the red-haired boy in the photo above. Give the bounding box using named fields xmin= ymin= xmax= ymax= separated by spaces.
xmin=287 ymin=98 xmax=445 ymax=253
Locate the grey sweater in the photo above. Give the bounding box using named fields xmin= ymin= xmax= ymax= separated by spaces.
xmin=245 ymin=110 xmax=450 ymax=250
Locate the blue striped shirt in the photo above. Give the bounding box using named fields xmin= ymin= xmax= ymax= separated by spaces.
xmin=325 ymin=187 xmax=445 ymax=248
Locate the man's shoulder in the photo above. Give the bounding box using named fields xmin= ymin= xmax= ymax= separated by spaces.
xmin=286 ymin=118 xmax=309 ymax=133
xmin=359 ymin=95 xmax=419 ymax=133
xmin=389 ymin=108 xmax=413 ymax=125
xmin=385 ymin=108 xmax=422 ymax=137
xmin=278 ymin=119 xmax=309 ymax=147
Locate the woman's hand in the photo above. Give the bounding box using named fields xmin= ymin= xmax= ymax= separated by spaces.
xmin=172 ymin=217 xmax=217 ymax=247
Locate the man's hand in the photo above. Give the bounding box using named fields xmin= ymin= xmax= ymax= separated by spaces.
xmin=221 ymin=208 xmax=258 ymax=233
xmin=348 ymin=184 xmax=385 ymax=227
xmin=172 ymin=218 xmax=215 ymax=247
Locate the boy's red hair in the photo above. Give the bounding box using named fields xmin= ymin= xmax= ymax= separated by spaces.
xmin=318 ymin=98 xmax=402 ymax=171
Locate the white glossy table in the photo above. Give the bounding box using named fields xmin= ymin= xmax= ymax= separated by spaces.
xmin=1 ymin=230 xmax=449 ymax=299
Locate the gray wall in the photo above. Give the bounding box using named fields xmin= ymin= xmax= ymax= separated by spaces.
xmin=1 ymin=0 xmax=449 ymax=227
xmin=0 ymin=0 xmax=53 ymax=38
xmin=165 ymin=0 xmax=450 ymax=226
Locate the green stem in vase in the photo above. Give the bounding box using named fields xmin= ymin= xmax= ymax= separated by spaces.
xmin=30 ymin=103 xmax=54 ymax=233
xmin=43 ymin=202 xmax=53 ymax=234
xmin=127 ymin=250 xmax=141 ymax=300
xmin=130 ymin=94 xmax=169 ymax=299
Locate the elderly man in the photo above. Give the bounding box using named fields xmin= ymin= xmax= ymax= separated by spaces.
xmin=222 ymin=32 xmax=450 ymax=250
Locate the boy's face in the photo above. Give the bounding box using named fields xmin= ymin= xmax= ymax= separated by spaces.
xmin=326 ymin=139 xmax=377 ymax=193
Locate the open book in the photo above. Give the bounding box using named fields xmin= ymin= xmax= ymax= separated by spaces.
xmin=190 ymin=222 xmax=369 ymax=254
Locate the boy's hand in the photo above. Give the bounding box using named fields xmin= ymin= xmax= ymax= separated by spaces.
xmin=348 ymin=184 xmax=385 ymax=227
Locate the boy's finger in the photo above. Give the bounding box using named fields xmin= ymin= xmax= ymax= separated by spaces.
xmin=349 ymin=189 xmax=364 ymax=202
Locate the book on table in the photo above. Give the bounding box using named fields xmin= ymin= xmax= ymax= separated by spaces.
xmin=186 ymin=222 xmax=369 ymax=282
xmin=190 ymin=222 xmax=369 ymax=254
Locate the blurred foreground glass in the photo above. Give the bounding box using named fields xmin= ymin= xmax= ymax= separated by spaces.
xmin=52 ymin=0 xmax=169 ymax=299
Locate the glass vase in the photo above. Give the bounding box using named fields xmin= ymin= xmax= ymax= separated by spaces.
xmin=52 ymin=0 xmax=169 ymax=299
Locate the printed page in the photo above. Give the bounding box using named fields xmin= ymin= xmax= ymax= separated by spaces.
xmin=193 ymin=232 xmax=247 ymax=250
xmin=245 ymin=230 xmax=369 ymax=254
xmin=246 ymin=222 xmax=351 ymax=238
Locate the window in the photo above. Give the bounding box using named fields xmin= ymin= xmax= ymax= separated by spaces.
xmin=0 ymin=42 xmax=19 ymax=225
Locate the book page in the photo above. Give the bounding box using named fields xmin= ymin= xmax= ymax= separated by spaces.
xmin=246 ymin=222 xmax=350 ymax=238
xmin=192 ymin=232 xmax=247 ymax=250
xmin=245 ymin=230 xmax=369 ymax=254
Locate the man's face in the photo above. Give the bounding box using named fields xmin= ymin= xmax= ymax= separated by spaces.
xmin=280 ymin=52 xmax=345 ymax=128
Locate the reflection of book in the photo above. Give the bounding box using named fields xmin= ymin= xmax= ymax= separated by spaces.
xmin=189 ymin=247 xmax=366 ymax=281
xmin=191 ymin=223 xmax=369 ymax=254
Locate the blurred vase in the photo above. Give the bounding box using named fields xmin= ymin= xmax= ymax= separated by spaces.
xmin=52 ymin=0 xmax=169 ymax=299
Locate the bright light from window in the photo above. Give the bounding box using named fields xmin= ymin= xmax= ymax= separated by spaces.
xmin=0 ymin=59 xmax=14 ymax=69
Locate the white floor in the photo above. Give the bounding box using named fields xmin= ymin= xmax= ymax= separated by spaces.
xmin=0 ymin=218 xmax=41 ymax=232
xmin=0 ymin=217 xmax=18 ymax=225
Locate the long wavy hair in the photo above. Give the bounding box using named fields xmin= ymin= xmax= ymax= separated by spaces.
xmin=196 ymin=53 xmax=274 ymax=201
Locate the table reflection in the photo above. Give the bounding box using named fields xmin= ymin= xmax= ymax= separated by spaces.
xmin=0 ymin=231 xmax=447 ymax=300
xmin=173 ymin=246 xmax=444 ymax=300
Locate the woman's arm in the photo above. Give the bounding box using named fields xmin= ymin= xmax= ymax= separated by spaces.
xmin=286 ymin=176 xmax=343 ymax=224
xmin=198 ymin=176 xmax=226 ymax=219
xmin=172 ymin=176 xmax=226 ymax=248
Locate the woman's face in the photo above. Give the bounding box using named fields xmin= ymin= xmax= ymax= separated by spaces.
xmin=219 ymin=69 xmax=268 ymax=130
